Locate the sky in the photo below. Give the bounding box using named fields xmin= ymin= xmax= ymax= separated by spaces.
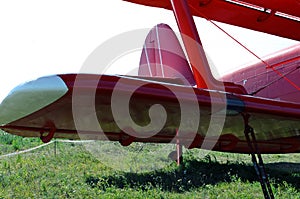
xmin=0 ymin=0 xmax=298 ymax=101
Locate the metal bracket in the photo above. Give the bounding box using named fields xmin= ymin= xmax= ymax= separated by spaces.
xmin=40 ymin=121 xmax=56 ymax=143
xmin=119 ymin=133 xmax=135 ymax=146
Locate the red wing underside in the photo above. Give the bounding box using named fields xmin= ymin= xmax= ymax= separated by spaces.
xmin=124 ymin=0 xmax=300 ymax=41
xmin=2 ymin=74 xmax=300 ymax=154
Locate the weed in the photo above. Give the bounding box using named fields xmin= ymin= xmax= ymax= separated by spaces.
xmin=0 ymin=134 xmax=299 ymax=198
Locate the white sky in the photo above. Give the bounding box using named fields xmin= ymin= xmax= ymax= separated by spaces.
xmin=0 ymin=0 xmax=298 ymax=101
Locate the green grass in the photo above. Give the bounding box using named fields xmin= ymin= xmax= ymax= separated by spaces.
xmin=0 ymin=131 xmax=299 ymax=198
xmin=0 ymin=131 xmax=42 ymax=153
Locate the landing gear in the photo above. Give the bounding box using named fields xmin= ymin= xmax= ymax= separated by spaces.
xmin=168 ymin=130 xmax=183 ymax=165
xmin=243 ymin=114 xmax=274 ymax=199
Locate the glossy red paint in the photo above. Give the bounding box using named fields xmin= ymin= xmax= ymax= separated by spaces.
xmin=222 ymin=44 xmax=300 ymax=103
xmin=124 ymin=0 xmax=300 ymax=41
xmin=2 ymin=74 xmax=300 ymax=153
xmin=170 ymin=0 xmax=210 ymax=88
xmin=138 ymin=23 xmax=196 ymax=86
xmin=139 ymin=4 xmax=247 ymax=94
xmin=1 ymin=0 xmax=299 ymax=156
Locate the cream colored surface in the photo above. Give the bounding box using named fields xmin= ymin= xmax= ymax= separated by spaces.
xmin=0 ymin=75 xmax=68 ymax=125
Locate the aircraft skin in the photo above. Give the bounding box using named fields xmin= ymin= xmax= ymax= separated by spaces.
xmin=0 ymin=0 xmax=300 ymax=155
xmin=1 ymin=72 xmax=300 ymax=154
xmin=1 ymin=35 xmax=300 ymax=153
xmin=222 ymin=44 xmax=300 ymax=103
xmin=1 ymin=1 xmax=297 ymax=198
xmin=124 ymin=0 xmax=300 ymax=41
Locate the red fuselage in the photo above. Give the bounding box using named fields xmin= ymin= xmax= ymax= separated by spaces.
xmin=222 ymin=44 xmax=300 ymax=103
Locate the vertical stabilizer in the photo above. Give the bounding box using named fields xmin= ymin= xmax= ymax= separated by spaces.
xmin=139 ymin=24 xmax=196 ymax=86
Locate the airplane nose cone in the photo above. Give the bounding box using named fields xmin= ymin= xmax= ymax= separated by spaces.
xmin=0 ymin=75 xmax=68 ymax=125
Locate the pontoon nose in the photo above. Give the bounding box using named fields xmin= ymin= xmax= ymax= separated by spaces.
xmin=0 ymin=75 xmax=68 ymax=125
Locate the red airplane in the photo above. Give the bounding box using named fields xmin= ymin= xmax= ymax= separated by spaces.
xmin=0 ymin=1 xmax=299 ymax=198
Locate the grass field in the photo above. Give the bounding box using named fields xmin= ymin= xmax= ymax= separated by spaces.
xmin=0 ymin=130 xmax=299 ymax=198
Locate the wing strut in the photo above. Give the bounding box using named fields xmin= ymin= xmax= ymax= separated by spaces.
xmin=170 ymin=0 xmax=216 ymax=89
xmin=169 ymin=0 xmax=247 ymax=94
xmin=243 ymin=114 xmax=274 ymax=199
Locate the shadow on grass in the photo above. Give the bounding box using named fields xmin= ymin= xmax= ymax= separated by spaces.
xmin=86 ymin=157 xmax=300 ymax=192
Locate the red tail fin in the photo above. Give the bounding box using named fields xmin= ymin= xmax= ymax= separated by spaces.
xmin=139 ymin=24 xmax=196 ymax=86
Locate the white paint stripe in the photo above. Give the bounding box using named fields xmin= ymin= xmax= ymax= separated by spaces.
xmin=143 ymin=44 xmax=153 ymax=77
xmin=155 ymin=25 xmax=165 ymax=77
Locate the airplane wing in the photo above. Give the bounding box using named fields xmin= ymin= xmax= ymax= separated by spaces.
xmin=1 ymin=74 xmax=300 ymax=154
xmin=124 ymin=0 xmax=300 ymax=41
